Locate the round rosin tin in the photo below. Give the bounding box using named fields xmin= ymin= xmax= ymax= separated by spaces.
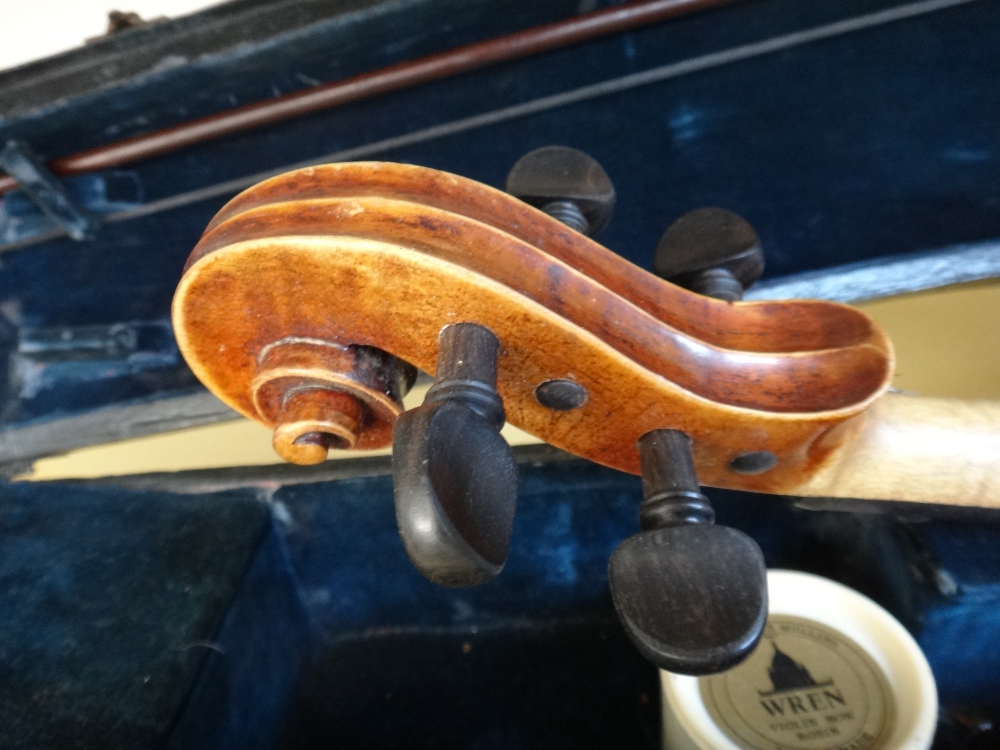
xmin=661 ymin=570 xmax=937 ymax=750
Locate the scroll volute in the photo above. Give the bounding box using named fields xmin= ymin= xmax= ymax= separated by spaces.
xmin=250 ymin=340 xmax=415 ymax=464
xmin=173 ymin=162 xmax=893 ymax=490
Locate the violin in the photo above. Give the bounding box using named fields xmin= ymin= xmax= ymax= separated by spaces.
xmin=172 ymin=148 xmax=1000 ymax=676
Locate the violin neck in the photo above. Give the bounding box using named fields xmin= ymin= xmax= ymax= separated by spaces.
xmin=797 ymin=393 xmax=1000 ymax=509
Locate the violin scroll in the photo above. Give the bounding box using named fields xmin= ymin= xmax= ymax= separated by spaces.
xmin=251 ymin=340 xmax=416 ymax=463
xmin=171 ymin=156 xmax=899 ymax=676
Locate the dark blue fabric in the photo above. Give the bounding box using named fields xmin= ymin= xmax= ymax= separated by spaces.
xmin=4 ymin=463 xmax=1000 ymax=747
xmin=167 ymin=519 xmax=312 ymax=750
xmin=3 ymin=0 xmax=999 ymax=318
xmin=906 ymin=522 xmax=1000 ymax=711
xmin=0 ymin=481 xmax=270 ymax=749
xmin=271 ymin=464 xmax=659 ymax=748
xmin=263 ymin=464 xmax=1000 ymax=747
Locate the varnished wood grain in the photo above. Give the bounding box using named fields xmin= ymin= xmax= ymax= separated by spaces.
xmin=194 ymin=196 xmax=890 ymax=413
xmin=197 ymin=163 xmax=881 ymax=355
xmin=174 ymin=235 xmax=874 ymax=494
xmin=173 ymin=162 xmax=1000 ymax=508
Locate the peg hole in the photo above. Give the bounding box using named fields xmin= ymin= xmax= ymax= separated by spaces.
xmin=535 ymin=379 xmax=588 ymax=411
xmin=728 ymin=451 xmax=777 ymax=475
xmin=294 ymin=431 xmax=350 ymax=451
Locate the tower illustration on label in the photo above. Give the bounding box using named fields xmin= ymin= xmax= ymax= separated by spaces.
xmin=698 ymin=614 xmax=897 ymax=750
xmin=758 ymin=642 xmax=834 ymax=696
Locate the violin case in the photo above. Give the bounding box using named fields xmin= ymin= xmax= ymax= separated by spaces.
xmin=0 ymin=0 xmax=997 ymax=747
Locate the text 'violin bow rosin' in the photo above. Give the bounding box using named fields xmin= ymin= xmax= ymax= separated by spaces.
xmin=172 ymin=148 xmax=1000 ymax=676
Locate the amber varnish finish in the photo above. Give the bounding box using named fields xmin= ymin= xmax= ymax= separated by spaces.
xmin=173 ymin=163 xmax=998 ymax=507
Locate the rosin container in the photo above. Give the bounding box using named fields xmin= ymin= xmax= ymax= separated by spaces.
xmin=661 ymin=570 xmax=937 ymax=750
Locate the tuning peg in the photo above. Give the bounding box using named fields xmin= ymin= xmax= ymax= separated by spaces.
xmin=505 ymin=145 xmax=616 ymax=237
xmin=609 ymin=429 xmax=767 ymax=675
xmin=392 ymin=323 xmax=519 ymax=587
xmin=654 ymin=207 xmax=764 ymax=301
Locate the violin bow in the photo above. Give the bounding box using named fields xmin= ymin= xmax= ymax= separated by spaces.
xmin=173 ymin=155 xmax=1000 ymax=674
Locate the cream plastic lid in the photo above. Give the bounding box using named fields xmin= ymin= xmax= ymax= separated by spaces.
xmin=661 ymin=570 xmax=937 ymax=750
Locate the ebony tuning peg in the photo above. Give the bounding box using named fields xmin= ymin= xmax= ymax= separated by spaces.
xmin=505 ymin=145 xmax=616 ymax=237
xmin=392 ymin=323 xmax=519 ymax=587
xmin=628 ymin=208 xmax=770 ymax=673
xmin=655 ymin=207 xmax=764 ymax=301
xmin=609 ymin=430 xmax=767 ymax=675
